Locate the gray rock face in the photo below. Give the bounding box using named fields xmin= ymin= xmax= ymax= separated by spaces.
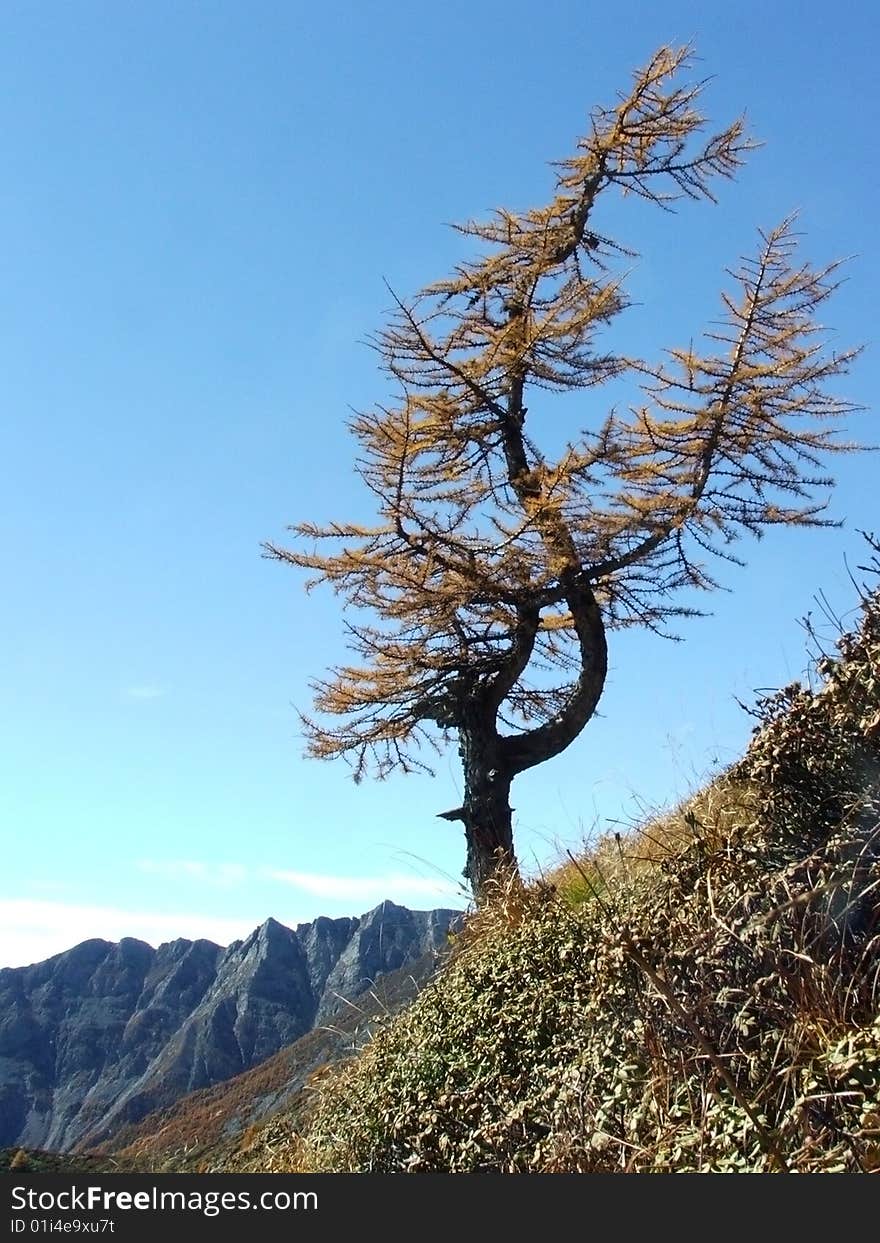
xmin=0 ymin=901 xmax=457 ymax=1152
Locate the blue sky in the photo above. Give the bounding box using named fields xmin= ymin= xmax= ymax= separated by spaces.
xmin=2 ymin=2 xmax=876 ymax=967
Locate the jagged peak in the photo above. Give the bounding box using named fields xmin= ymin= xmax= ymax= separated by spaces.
xmin=156 ymin=937 xmax=221 ymax=956
xmin=360 ymin=899 xmax=409 ymax=920
xmin=257 ymin=916 xmax=292 ymax=935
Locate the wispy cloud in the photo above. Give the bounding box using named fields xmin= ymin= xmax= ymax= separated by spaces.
xmin=0 ymin=899 xmax=259 ymax=969
xmin=266 ymin=869 xmax=462 ymax=905
xmin=124 ymin=683 xmax=168 ymax=701
xmin=133 ymin=858 xmax=463 ymax=908
xmin=2 ymin=863 xmax=466 ymax=968
xmin=136 ymin=859 xmax=247 ymax=887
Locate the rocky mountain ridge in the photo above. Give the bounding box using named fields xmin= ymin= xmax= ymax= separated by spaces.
xmin=0 ymin=901 xmax=457 ymax=1152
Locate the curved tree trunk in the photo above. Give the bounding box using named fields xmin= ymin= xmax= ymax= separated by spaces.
xmin=449 ymin=584 xmax=608 ymax=900
xmin=454 ymin=714 xmax=515 ymax=895
xmin=462 ymin=772 xmax=516 ymax=897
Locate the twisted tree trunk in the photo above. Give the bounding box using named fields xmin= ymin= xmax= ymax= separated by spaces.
xmin=443 ymin=583 xmax=609 ymax=899
xmin=459 ymin=723 xmax=516 ymax=896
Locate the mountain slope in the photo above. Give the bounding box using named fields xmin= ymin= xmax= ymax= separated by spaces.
xmin=100 ymin=950 xmax=441 ymax=1172
xmin=231 ymin=573 xmax=880 ymax=1174
xmin=0 ymin=901 xmax=458 ymax=1152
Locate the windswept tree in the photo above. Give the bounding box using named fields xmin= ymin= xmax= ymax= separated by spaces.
xmin=267 ymin=46 xmax=859 ymax=897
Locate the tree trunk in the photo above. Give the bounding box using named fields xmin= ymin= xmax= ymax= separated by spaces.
xmin=459 ymin=721 xmax=517 ymax=898
xmin=452 ymin=581 xmax=608 ymax=899
xmin=463 ymin=776 xmax=516 ymax=897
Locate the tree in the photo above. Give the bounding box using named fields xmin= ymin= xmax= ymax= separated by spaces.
xmin=266 ymin=46 xmax=859 ymax=898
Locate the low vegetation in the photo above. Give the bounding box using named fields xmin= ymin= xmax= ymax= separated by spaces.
xmin=0 ymin=1148 xmax=144 ymax=1175
xmin=238 ymin=547 xmax=880 ymax=1173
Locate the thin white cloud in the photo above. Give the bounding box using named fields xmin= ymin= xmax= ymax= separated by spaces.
xmin=1 ymin=866 xmax=466 ymax=968
xmin=266 ymin=869 xmax=461 ymax=905
xmin=124 ymin=684 xmax=167 ymax=700
xmin=136 ymin=859 xmax=247 ymax=887
xmin=134 ymin=858 xmax=464 ymax=907
xmin=0 ymin=899 xmax=259 ymax=970
xmin=135 ymin=855 xmax=459 ymax=904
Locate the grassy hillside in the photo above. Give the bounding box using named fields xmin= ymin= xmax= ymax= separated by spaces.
xmin=0 ymin=1148 xmax=145 ymax=1174
xmin=224 ymin=555 xmax=880 ymax=1174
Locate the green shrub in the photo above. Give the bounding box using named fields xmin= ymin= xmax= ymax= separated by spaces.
xmin=291 ymin=579 xmax=880 ymax=1173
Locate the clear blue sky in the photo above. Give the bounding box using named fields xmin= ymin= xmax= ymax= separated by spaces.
xmin=2 ymin=1 xmax=876 ymax=966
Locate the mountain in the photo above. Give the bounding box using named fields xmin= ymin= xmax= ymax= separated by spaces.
xmin=0 ymin=901 xmax=458 ymax=1153
xmin=103 ymin=950 xmax=442 ymax=1172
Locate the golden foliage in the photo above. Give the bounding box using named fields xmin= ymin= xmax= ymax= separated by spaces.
xmin=267 ymin=44 xmax=859 ymax=786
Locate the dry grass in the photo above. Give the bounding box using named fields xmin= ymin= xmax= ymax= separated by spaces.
xmin=239 ymin=564 xmax=880 ymax=1174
